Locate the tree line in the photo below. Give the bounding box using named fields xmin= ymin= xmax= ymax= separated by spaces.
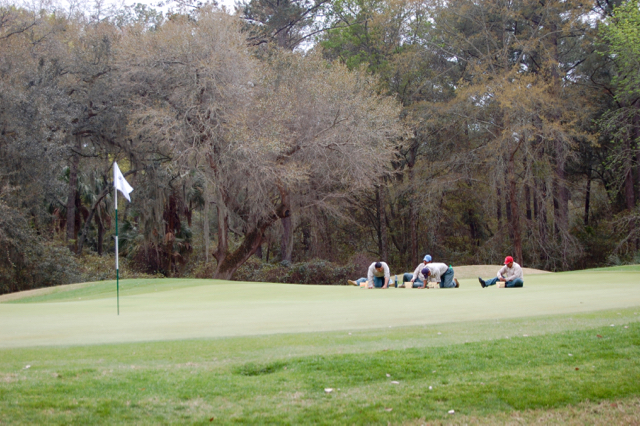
xmin=0 ymin=0 xmax=638 ymax=294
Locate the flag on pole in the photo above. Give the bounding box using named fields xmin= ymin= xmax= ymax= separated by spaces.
xmin=114 ymin=162 xmax=133 ymax=202
xmin=113 ymin=161 xmax=133 ymax=316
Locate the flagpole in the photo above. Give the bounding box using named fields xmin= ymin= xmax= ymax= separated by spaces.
xmin=115 ymin=186 xmax=119 ymax=316
xmin=113 ymin=161 xmax=132 ymax=316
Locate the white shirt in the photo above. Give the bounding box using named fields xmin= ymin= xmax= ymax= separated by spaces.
xmin=411 ymin=262 xmax=428 ymax=281
xmin=426 ymin=262 xmax=450 ymax=282
xmin=367 ymin=262 xmax=390 ymax=285
xmin=497 ymin=262 xmax=523 ymax=282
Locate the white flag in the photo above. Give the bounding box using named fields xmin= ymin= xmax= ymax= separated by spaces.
xmin=113 ymin=162 xmax=133 ymax=202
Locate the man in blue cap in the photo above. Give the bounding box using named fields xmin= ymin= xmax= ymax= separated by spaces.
xmin=398 ymin=254 xmax=433 ymax=288
xmin=422 ymin=262 xmax=459 ymax=288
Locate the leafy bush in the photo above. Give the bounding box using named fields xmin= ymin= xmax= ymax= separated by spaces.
xmin=0 ymin=201 xmax=83 ymax=294
xmin=75 ymin=253 xmax=163 ymax=282
xmin=191 ymin=258 xmax=217 ymax=279
xmin=232 ymin=256 xmax=370 ymax=285
xmin=0 ymin=199 xmax=164 ymax=295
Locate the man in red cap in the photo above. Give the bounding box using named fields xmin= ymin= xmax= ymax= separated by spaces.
xmin=478 ymin=256 xmax=524 ymax=288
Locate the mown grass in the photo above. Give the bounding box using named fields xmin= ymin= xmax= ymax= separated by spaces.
xmin=574 ymin=264 xmax=640 ymax=273
xmin=5 ymin=264 xmax=639 ymax=305
xmin=1 ymin=266 xmax=639 ymax=423
xmin=2 ymin=278 xmax=212 ymax=304
xmin=1 ymin=320 xmax=639 ymax=424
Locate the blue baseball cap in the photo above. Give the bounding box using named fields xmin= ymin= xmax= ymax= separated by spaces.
xmin=421 ymin=267 xmax=431 ymax=276
xmin=423 ymin=255 xmax=432 ymax=262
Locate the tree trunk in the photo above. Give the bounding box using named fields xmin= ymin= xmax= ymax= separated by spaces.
xmin=553 ymin=152 xmax=569 ymax=238
xmin=266 ymin=231 xmax=271 ymax=262
xmin=504 ymin=171 xmax=514 ymax=242
xmin=301 ymin=223 xmax=311 ymax=258
xmin=164 ymin=196 xmax=179 ymax=277
xmin=409 ymin=167 xmax=418 ymax=264
xmin=66 ymin=135 xmax=81 ymax=253
xmin=280 ymin=215 xmax=293 ymax=262
xmin=203 ymin=196 xmax=210 ymax=263
xmin=214 ymin=202 xmax=290 ymax=279
xmin=321 ymin=212 xmax=333 ymax=258
xmin=635 ymin=104 xmax=640 ymax=203
xmin=377 ymin=184 xmax=388 ymax=261
xmin=549 ymin=21 xmax=569 ymax=242
xmin=96 ymin=210 xmax=104 ymax=256
xmin=213 ymin=185 xmax=290 ymax=279
xmin=78 ymin=168 xmax=136 ymax=255
xmin=536 ymin=179 xmax=549 ymax=255
xmin=624 ymin=149 xmax=635 ymax=212
xmin=633 ymin=106 xmax=640 ymax=248
xmin=77 ymin=185 xmax=111 ymax=255
xmin=533 ymin=183 xmax=539 ymax=221
xmin=496 ymin=184 xmax=503 ymax=226
xmin=508 ymin=155 xmax=523 ymax=264
xmin=584 ymin=168 xmax=591 ymax=226
xmin=525 ymin=184 xmax=532 ymax=221
xmin=533 ymin=135 xmax=549 ymax=262
xmin=212 ymin=187 xmax=230 ymax=268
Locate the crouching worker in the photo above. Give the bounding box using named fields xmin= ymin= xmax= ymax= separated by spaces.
xmin=399 ymin=255 xmax=432 ymax=288
xmin=422 ymin=263 xmax=459 ymax=288
xmin=347 ymin=261 xmax=391 ymax=288
xmin=478 ymin=256 xmax=524 ymax=288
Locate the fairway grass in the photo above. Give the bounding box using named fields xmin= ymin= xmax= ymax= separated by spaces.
xmin=0 ymin=319 xmax=638 ymax=424
xmin=1 ymin=265 xmax=639 ymax=348
xmin=0 ymin=265 xmax=639 ymax=424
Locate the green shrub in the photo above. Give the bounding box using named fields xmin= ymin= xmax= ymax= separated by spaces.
xmin=233 ymin=256 xmax=367 ymax=285
xmin=0 ymin=205 xmax=82 ymax=295
xmin=75 ymin=253 xmax=163 ymax=282
xmin=190 ymin=257 xmax=218 ymax=278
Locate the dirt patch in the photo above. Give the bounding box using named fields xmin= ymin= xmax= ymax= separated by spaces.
xmin=1 ymin=374 xmax=18 ymax=383
xmin=453 ymin=265 xmax=551 ymax=280
xmin=403 ymin=397 xmax=640 ymax=425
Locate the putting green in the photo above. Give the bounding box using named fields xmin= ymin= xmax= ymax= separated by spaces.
xmin=0 ymin=266 xmax=638 ymax=348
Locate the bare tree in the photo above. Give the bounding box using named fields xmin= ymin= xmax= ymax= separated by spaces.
xmin=119 ymin=8 xmax=404 ymax=278
xmin=219 ymin=50 xmax=403 ymax=277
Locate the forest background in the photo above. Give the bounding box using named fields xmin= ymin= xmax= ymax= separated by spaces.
xmin=1 ymin=0 xmax=639 ymax=295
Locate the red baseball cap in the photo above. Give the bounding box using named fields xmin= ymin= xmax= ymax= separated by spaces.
xmin=504 ymin=256 xmax=514 ymax=264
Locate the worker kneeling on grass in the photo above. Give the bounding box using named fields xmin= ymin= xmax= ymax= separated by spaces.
xmin=347 ymin=261 xmax=391 ymax=288
xmin=478 ymin=256 xmax=524 ymax=288
xmin=398 ymin=254 xmax=432 ymax=288
xmin=421 ymin=263 xmax=459 ymax=288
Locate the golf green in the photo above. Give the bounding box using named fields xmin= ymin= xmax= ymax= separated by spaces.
xmin=0 ymin=267 xmax=638 ymax=349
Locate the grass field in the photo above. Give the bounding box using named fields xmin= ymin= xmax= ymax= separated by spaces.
xmin=0 ymin=266 xmax=639 ymax=424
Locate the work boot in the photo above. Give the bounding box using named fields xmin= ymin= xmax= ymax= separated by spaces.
xmin=478 ymin=277 xmax=486 ymax=288
xmin=454 ymin=278 xmax=460 ymax=288
xmin=347 ymin=280 xmax=357 ymax=286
